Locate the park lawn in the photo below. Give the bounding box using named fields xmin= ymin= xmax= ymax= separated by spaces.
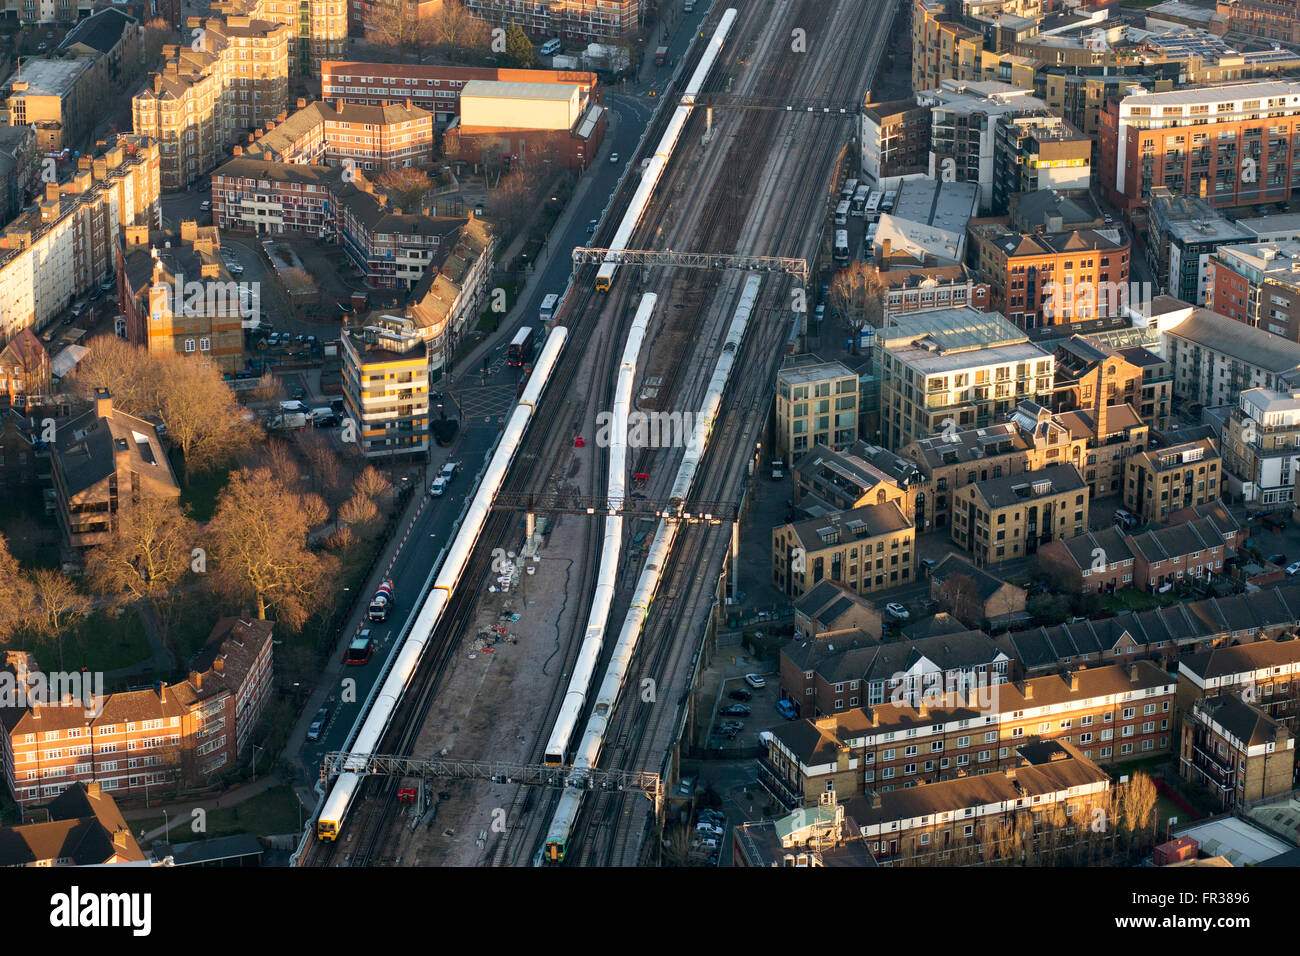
xmin=179 ymin=463 xmax=233 ymax=522
xmin=1103 ymin=587 xmax=1181 ymax=613
xmin=35 ymin=608 xmax=152 ymax=675
xmin=138 ymin=785 xmax=303 ymax=843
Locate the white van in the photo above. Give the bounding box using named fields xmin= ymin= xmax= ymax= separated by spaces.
xmin=834 ymin=200 xmax=849 ymax=225
xmin=539 ymin=293 xmax=559 ymax=323
xmin=429 ymin=476 xmax=448 ymax=497
xmin=541 ymin=38 xmax=561 ymax=56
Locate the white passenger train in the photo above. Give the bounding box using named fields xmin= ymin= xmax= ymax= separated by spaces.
xmin=595 ymin=9 xmax=738 ymax=292
xmin=316 ymin=327 xmax=569 ymax=842
xmin=544 ymin=293 xmax=655 ymax=766
xmin=543 ymin=275 xmax=762 ymax=863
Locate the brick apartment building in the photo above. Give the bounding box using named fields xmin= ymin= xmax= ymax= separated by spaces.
xmin=1176 ymin=637 xmax=1300 ymax=729
xmin=764 ymin=663 xmax=1167 ymax=806
xmin=1100 ymin=80 xmax=1300 ymax=221
xmin=0 ymin=619 xmax=273 ymax=808
xmin=860 ymin=98 xmax=930 ymax=187
xmin=118 ymin=221 xmax=246 ymax=373
xmin=772 ymin=503 xmax=915 ymax=599
xmin=1050 ymin=335 xmax=1170 ymax=434
xmin=213 ymin=157 xmax=350 ymax=238
xmin=967 ymin=220 xmax=1131 ymax=329
xmin=0 ymin=136 xmax=161 ymax=347
xmin=791 ymin=441 xmax=921 ymax=518
xmin=1124 ymin=438 xmax=1222 ymax=524
xmin=951 ymin=463 xmax=1089 ymax=566
xmin=1209 ymin=240 xmax=1300 ymax=342
xmin=792 ymin=580 xmax=884 ymax=642
xmin=778 ymin=628 xmax=1011 ymax=720
xmin=902 ymin=401 xmax=1087 ymax=532
xmin=463 ymin=0 xmax=641 ymax=43
xmin=0 ymin=782 xmax=144 ymax=866
xmin=874 ymin=263 xmax=991 ymax=322
xmin=241 ymin=98 xmax=435 ymax=172
xmin=321 ymin=62 xmax=600 ymax=125
xmin=1180 ymin=693 xmax=1295 ymax=809
xmin=0 ymin=329 xmax=50 ymax=409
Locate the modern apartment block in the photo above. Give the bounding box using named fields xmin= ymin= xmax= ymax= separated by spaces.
xmin=902 ymin=401 xmax=1087 ymax=531
xmin=860 ymin=98 xmax=930 ymax=189
xmin=463 ymin=0 xmax=642 ymax=43
xmin=321 ymin=62 xmax=599 ymax=126
xmin=911 ymin=0 xmax=1038 ymax=94
xmin=1161 ymin=303 xmax=1300 ymax=407
xmin=774 ymin=356 xmax=860 ymax=463
xmin=118 ymin=221 xmax=247 ymax=373
xmin=968 ymin=220 xmax=1131 ymax=329
xmin=1124 ymin=439 xmax=1221 ymax=524
xmin=340 ymin=315 xmax=430 ymax=460
xmin=1179 ymin=694 xmax=1294 ymax=809
xmin=1209 ymin=241 xmax=1300 ymax=342
xmin=131 ymin=16 xmax=291 ymax=191
xmin=1100 ymin=80 xmax=1300 ymax=220
xmin=0 ymin=619 xmax=273 ymax=807
xmin=771 ymin=503 xmax=915 ymax=599
xmin=990 ymin=113 xmax=1090 ymax=215
xmin=918 ymin=80 xmax=1052 ymax=212
xmin=791 ymin=440 xmax=922 ymax=517
xmin=876 ymin=309 xmax=1053 ymax=451
xmin=1222 ymin=387 xmax=1300 ymax=506
xmin=241 ymin=97 xmax=435 ymax=171
xmin=0 ymin=136 xmax=161 ymax=348
xmin=951 ymin=462 xmax=1089 ymax=566
xmin=1146 ymin=187 xmax=1254 ymax=304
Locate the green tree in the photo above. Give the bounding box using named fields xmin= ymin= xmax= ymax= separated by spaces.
xmin=503 ymin=22 xmax=535 ymax=67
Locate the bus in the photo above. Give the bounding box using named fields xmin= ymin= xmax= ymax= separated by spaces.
xmin=834 ymin=200 xmax=850 ymax=225
xmin=881 ymin=190 xmax=897 ymax=213
xmin=833 ymin=229 xmax=850 ymax=267
xmin=841 ymin=177 xmax=859 ymax=201
xmin=865 ymin=190 xmax=882 ymax=220
xmin=865 ymin=222 xmax=879 ymax=258
xmin=851 ymin=184 xmax=870 ymax=217
xmin=539 ymin=293 xmax=560 ymax=323
xmin=508 ymin=326 xmax=535 ymax=367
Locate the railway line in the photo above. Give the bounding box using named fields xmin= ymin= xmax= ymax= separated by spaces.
xmin=299 ymin=0 xmax=888 ymax=866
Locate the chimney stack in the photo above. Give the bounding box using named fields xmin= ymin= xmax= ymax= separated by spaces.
xmin=1129 ymin=663 xmax=1139 ymax=683
xmin=94 ymin=388 xmax=112 ymax=419
xmin=1068 ymin=673 xmax=1079 ymax=692
xmin=870 ymin=791 xmax=882 ymax=809
xmin=1023 ymin=681 xmax=1034 ymax=700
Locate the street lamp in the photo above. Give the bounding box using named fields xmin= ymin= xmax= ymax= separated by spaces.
xmin=251 ymin=742 xmax=263 ymax=785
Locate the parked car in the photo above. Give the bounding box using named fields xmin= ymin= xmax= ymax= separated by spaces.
xmin=728 ymin=689 xmax=752 ymax=701
xmin=776 ymin=699 xmax=798 ymax=720
xmin=1269 ymin=553 xmax=1288 ymax=567
xmin=440 ymin=460 xmax=459 ymax=481
xmin=1287 ymin=561 xmax=1300 ymax=576
xmin=885 ymin=602 xmax=910 ymax=621
xmin=200 ymin=200 xmax=211 ymax=211
xmin=587 ymin=219 xmax=598 ymax=234
xmin=306 ymin=706 xmax=330 ymax=742
xmin=609 ymin=152 xmax=620 ymax=164
xmin=920 ymin=557 xmax=936 ymax=572
xmin=429 ymin=476 xmax=449 ymax=497
xmin=720 ymin=704 xmax=750 ymax=716
xmin=744 ymin=673 xmax=765 ymax=689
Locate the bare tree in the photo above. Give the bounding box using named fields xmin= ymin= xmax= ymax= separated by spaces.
xmin=84 ymin=498 xmax=200 ymax=641
xmin=375 ymin=167 xmax=433 ymax=211
xmin=938 ymin=572 xmax=984 ymax=626
xmin=155 ymin=356 xmax=256 ymax=481
xmin=354 ymin=465 xmax=393 ymax=502
xmin=338 ymin=493 xmax=379 ymax=529
xmin=487 ymin=167 xmax=538 ymax=240
xmin=259 ymin=437 xmax=301 ymax=489
xmin=26 ymin=570 xmax=91 ymax=668
xmin=205 ymin=467 xmax=340 ymax=628
xmin=67 ymin=336 xmax=158 ymax=413
xmin=367 ymin=0 xmax=426 ymax=58
xmin=430 ymin=0 xmax=491 ymax=56
xmin=828 ymin=263 xmax=885 ymax=354
xmin=0 ymin=533 xmax=35 ymax=644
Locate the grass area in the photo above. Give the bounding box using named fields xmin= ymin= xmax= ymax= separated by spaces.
xmin=136 ymin=785 xmax=302 ymax=843
xmin=167 ymin=590 xmax=228 ymax=664
xmin=1103 ymin=587 xmax=1183 ymax=613
xmin=178 ymin=462 xmax=233 ymax=522
xmin=32 ymin=608 xmax=152 ymax=675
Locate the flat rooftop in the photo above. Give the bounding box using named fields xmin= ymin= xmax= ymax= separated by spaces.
xmin=1173 ymin=816 xmax=1293 ymax=867
xmin=4 ymin=57 xmax=95 ymax=99
xmin=1120 ymin=78 xmax=1300 ymax=109
xmin=1239 ymin=213 xmax=1300 ymax=238
xmin=893 ymin=178 xmax=979 ymax=235
xmin=460 ymin=80 xmax=579 ymax=101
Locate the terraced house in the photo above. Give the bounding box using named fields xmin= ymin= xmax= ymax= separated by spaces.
xmin=1000 ymin=584 xmax=1300 ymax=675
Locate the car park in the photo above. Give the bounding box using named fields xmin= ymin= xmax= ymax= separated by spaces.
xmin=744 ymin=673 xmax=765 ymax=689
xmin=728 ymin=689 xmax=752 ymax=701
xmin=886 ymin=602 xmax=910 ymax=620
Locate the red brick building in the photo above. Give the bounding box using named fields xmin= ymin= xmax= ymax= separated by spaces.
xmin=0 ymin=619 xmax=273 ymax=808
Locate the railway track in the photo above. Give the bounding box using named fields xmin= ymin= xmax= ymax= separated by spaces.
xmin=557 ymin=0 xmax=886 ymax=866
